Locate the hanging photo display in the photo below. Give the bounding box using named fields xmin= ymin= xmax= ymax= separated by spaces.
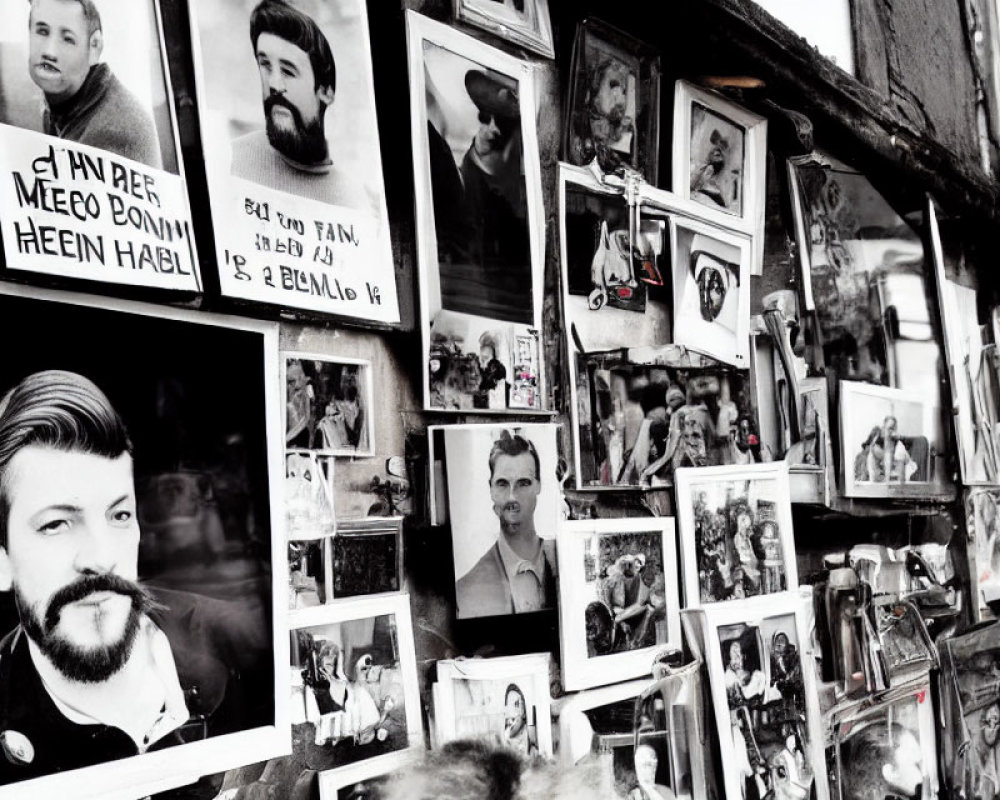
xmin=453 ymin=0 xmax=555 ymax=59
xmin=0 ymin=0 xmax=201 ymax=292
xmin=407 ymin=11 xmax=546 ymax=413
xmin=189 ymin=0 xmax=399 ymax=323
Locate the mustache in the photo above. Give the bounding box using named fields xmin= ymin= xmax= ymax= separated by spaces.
xmin=44 ymin=573 xmax=159 ymax=632
xmin=265 ymin=93 xmax=304 ymax=125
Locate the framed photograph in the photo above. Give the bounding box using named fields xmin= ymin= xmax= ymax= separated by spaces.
xmin=284 ymin=353 xmax=374 ymax=456
xmin=289 ymin=596 xmax=424 ymax=780
xmin=690 ymin=595 xmax=828 ymax=800
xmin=564 ymin=18 xmax=660 ymax=181
xmin=0 ymin=283 xmax=286 ymax=799
xmin=672 ymin=80 xmax=766 ymax=273
xmin=839 ymin=381 xmax=940 ymax=499
xmin=407 ymin=11 xmax=546 ymax=413
xmin=554 ymin=677 xmax=655 ymax=765
xmin=0 ymin=0 xmax=200 ymax=292
xmin=671 ymin=215 xmax=752 ymax=368
xmin=441 ymin=423 xmax=560 ymax=619
xmin=829 ymin=683 xmax=938 ymax=800
xmin=675 ymin=462 xmax=797 ymax=606
xmin=289 ymin=536 xmax=330 ymax=610
xmin=332 ymin=518 xmax=404 ymax=600
xmin=317 ymin=749 xmax=415 ymax=800
xmin=967 ymin=488 xmax=1000 ymax=621
xmin=453 ymin=0 xmax=554 ymax=59
xmin=433 ymin=653 xmax=553 ymax=757
xmin=556 ymin=518 xmax=681 ymax=691
xmin=189 ymin=0 xmax=399 ymax=324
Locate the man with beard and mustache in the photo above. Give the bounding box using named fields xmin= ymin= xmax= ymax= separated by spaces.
xmin=454 ymin=430 xmax=556 ymax=618
xmin=231 ymin=0 xmax=369 ymax=211
xmin=0 ymin=370 xmax=269 ymax=790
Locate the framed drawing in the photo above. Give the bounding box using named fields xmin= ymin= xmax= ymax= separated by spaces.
xmin=440 ymin=423 xmax=560 ymax=619
xmin=556 ymin=518 xmax=681 ymax=691
xmin=0 ymin=283 xmax=286 ymax=799
xmin=407 ymin=11 xmax=546 ymax=413
xmin=189 ymin=0 xmax=399 ymax=324
xmin=839 ymin=381 xmax=940 ymax=499
xmin=284 ymin=353 xmax=374 ymax=456
xmin=433 ymin=653 xmax=553 ymax=757
xmin=672 ymin=80 xmax=766 ymax=273
xmin=688 ymin=595 xmax=828 ymax=800
xmin=453 ymin=0 xmax=555 ymax=59
xmin=317 ymin=749 xmax=415 ymax=800
xmin=289 ymin=596 xmax=424 ymax=779
xmin=675 ymin=462 xmax=797 ymax=606
xmin=0 ymin=0 xmax=201 ymax=293
xmin=564 ymin=18 xmax=660 ymax=181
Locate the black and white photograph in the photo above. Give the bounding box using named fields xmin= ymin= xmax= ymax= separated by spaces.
xmin=289 ymin=536 xmax=329 ymax=609
xmin=0 ymin=0 xmax=201 ymax=291
xmin=605 ymin=732 xmax=677 ymax=800
xmin=557 ymin=518 xmax=681 ymax=691
xmin=190 ymin=0 xmax=399 ymax=323
xmin=564 ymin=18 xmax=659 ymax=181
xmin=439 ymin=423 xmax=560 ymax=619
xmin=675 ymin=462 xmax=797 ymax=607
xmin=288 ymin=598 xmax=423 ymax=780
xmin=286 ymin=451 xmax=336 ymax=540
xmin=452 ymin=0 xmax=554 ymax=59
xmin=317 ymin=749 xmax=414 ymax=800
xmin=671 ymin=216 xmax=751 ymax=367
xmin=968 ymin=488 xmax=1000 ymax=620
xmin=332 ymin=518 xmax=403 ymax=600
xmin=0 ymin=284 xmax=286 ymax=799
xmin=569 ymin=352 xmax=756 ymax=492
xmin=408 ymin=11 xmax=545 ymax=413
xmin=672 ymin=81 xmax=766 ymax=274
xmin=433 ymin=653 xmax=553 ymax=757
xmin=284 ymin=353 xmax=374 ymax=456
xmin=839 ymin=381 xmax=936 ymax=499
xmin=695 ymin=599 xmax=828 ymax=800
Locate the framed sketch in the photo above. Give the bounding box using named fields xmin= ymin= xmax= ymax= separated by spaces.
xmin=188 ymin=0 xmax=399 ymax=324
xmin=332 ymin=518 xmax=404 ymax=600
xmin=839 ymin=381 xmax=939 ymax=499
xmin=672 ymin=80 xmax=766 ymax=273
xmin=967 ymin=488 xmax=1000 ymax=621
xmin=288 ymin=597 xmax=424 ymax=780
xmin=284 ymin=353 xmax=374 ymax=456
xmin=317 ymin=749 xmax=415 ymax=800
xmin=564 ymin=18 xmax=660 ymax=181
xmin=407 ymin=11 xmax=546 ymax=413
xmin=688 ymin=595 xmax=828 ymax=800
xmin=453 ymin=0 xmax=554 ymax=59
xmin=675 ymin=462 xmax=797 ymax=607
xmin=440 ymin=423 xmax=561 ymax=619
xmin=671 ymin=215 xmax=752 ymax=368
xmin=556 ymin=518 xmax=681 ymax=691
xmin=433 ymin=653 xmax=553 ymax=757
xmin=0 ymin=283 xmax=286 ymax=799
xmin=829 ymin=683 xmax=938 ymax=800
xmin=0 ymin=0 xmax=201 ymax=293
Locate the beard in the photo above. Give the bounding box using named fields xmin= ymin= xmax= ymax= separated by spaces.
xmin=264 ymin=94 xmax=329 ymax=166
xmin=18 ymin=573 xmax=159 ymax=684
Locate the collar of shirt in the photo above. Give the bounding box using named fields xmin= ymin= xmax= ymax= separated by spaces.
xmin=497 ymin=534 xmax=546 ymax=582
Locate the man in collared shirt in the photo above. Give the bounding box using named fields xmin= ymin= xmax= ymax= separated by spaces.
xmin=455 ymin=430 xmax=556 ymax=618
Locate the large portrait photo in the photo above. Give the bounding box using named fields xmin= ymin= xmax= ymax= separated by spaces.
xmin=190 ymin=0 xmax=399 ymax=323
xmin=0 ymin=284 xmax=285 ymax=799
xmin=0 ymin=0 xmax=201 ymax=292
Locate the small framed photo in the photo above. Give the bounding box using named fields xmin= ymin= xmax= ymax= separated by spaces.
xmin=688 ymin=595 xmax=829 ymax=800
xmin=596 ymin=731 xmax=681 ymax=800
xmin=317 ymin=749 xmax=415 ymax=800
xmin=433 ymin=653 xmax=553 ymax=757
xmin=839 ymin=381 xmax=938 ymax=499
xmin=453 ymin=0 xmax=555 ymax=59
xmin=966 ymin=488 xmax=1000 ymax=621
xmin=289 ymin=537 xmax=331 ymax=610
xmin=289 ymin=597 xmax=424 ymax=779
xmin=564 ymin=18 xmax=660 ymax=181
xmin=556 ymin=518 xmax=681 ymax=691
xmin=407 ymin=11 xmax=546 ymax=413
xmin=829 ymin=683 xmax=938 ymax=800
xmin=284 ymin=354 xmax=374 ymax=456
xmin=332 ymin=518 xmax=404 ymax=600
xmin=440 ymin=423 xmax=561 ymax=619
xmin=670 ymin=215 xmax=752 ymax=368
xmin=675 ymin=462 xmax=797 ymax=607
xmin=672 ymin=80 xmax=767 ymax=273
xmin=286 ymin=451 xmax=337 ymax=541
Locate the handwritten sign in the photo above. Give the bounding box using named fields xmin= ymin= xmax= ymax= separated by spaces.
xmin=0 ymin=124 xmax=200 ymax=292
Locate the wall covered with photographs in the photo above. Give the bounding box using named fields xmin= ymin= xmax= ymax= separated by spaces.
xmin=0 ymin=0 xmax=999 ymax=799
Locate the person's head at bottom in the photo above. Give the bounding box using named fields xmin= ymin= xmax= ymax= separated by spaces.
xmin=0 ymin=369 xmax=156 ymax=684
xmin=842 ymin=721 xmax=923 ymax=800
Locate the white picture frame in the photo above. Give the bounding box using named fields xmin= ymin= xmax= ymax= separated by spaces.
xmin=556 ymin=518 xmax=682 ymax=691
xmin=675 ymin=462 xmax=798 ymax=607
xmin=407 ymin=11 xmax=546 ymax=414
xmin=453 ymin=0 xmax=555 ymax=59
